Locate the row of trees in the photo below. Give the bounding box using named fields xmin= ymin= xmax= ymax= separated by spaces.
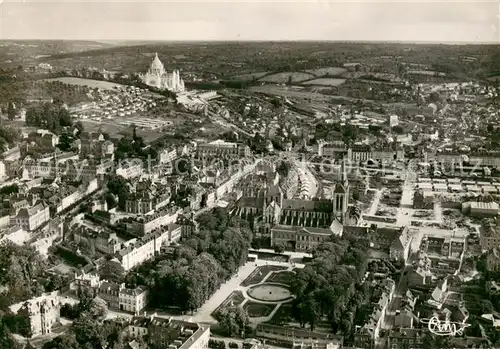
xmin=125 ymin=208 xmax=252 ymax=313
xmin=289 ymin=234 xmax=369 ymax=338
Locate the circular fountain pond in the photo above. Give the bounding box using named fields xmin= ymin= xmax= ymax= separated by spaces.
xmin=246 ymin=283 xmax=293 ymax=302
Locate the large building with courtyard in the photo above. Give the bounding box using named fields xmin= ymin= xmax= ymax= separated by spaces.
xmin=233 ymin=162 xmax=360 ymax=251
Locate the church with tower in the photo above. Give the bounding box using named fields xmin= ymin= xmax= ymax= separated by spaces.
xmin=139 ymin=53 xmax=185 ymax=93
xmin=233 ymin=162 xmax=360 ymax=251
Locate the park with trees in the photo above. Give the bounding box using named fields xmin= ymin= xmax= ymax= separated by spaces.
xmin=124 ymin=208 xmax=253 ymax=314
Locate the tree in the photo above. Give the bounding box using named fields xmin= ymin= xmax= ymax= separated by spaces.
xmin=72 ymin=313 xmax=101 ymax=346
xmin=218 ymin=306 xmax=249 ymax=337
xmin=352 ymin=189 xmax=360 ymax=201
xmin=89 ymin=297 xmax=108 ymax=320
xmin=99 ymin=260 xmax=125 ymax=283
xmin=392 ymin=125 xmax=404 ymax=134
xmin=7 ymin=102 xmax=15 ymax=120
xmin=42 ymin=334 xmax=79 ymax=349
xmin=273 ymin=243 xmax=285 ymax=254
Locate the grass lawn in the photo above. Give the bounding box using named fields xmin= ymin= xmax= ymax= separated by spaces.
xmin=240 ymin=266 xmax=288 ymax=287
xmin=265 ymin=271 xmax=295 ymax=285
xmin=243 ymin=302 xmax=276 ymax=318
xmin=211 ymin=291 xmax=246 ymax=319
xmin=266 ymin=303 xmax=293 ymax=325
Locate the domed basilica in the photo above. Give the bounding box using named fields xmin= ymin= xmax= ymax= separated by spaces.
xmin=139 ymin=53 xmax=185 ymax=93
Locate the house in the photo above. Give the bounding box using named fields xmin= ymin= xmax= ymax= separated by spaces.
xmin=119 ymin=285 xmax=148 ymax=313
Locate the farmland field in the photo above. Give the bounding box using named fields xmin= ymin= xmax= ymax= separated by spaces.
xmin=45 ymin=77 xmax=126 ymax=90
xmin=233 ymin=72 xmax=269 ymax=81
xmin=305 ymin=67 xmax=347 ymax=76
xmin=259 ymin=72 xmax=316 ymax=83
xmin=301 ymin=78 xmax=346 ymax=86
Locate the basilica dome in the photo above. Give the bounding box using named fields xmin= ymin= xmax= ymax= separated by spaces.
xmin=150 ymin=53 xmax=165 ymax=74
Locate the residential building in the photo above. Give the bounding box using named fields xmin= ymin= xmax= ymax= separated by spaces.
xmin=27 ymin=130 xmax=59 ymax=151
xmin=10 ymin=292 xmax=61 ymax=337
xmin=386 ymin=329 xmax=424 ymax=349
xmin=117 ymin=225 xmax=179 ymax=270
xmin=127 ymin=315 xmax=210 ymax=349
xmin=486 ymin=247 xmax=500 ymax=271
xmin=389 ymin=226 xmax=412 ymax=262
xmin=95 ymin=232 xmax=123 ymax=255
xmin=255 ymin=324 xmax=343 ymax=347
xmin=15 ymin=202 xmax=50 ymax=231
xmin=98 ymin=281 xmax=121 ymax=310
xmin=355 ymin=279 xmax=395 ymax=347
xmin=79 ymin=132 xmax=105 ymax=157
xmin=125 ymin=208 xmax=182 ymax=235
xmin=70 ymin=271 xmax=101 ymax=296
xmin=119 ymin=285 xmax=148 ymax=313
xmin=116 ymin=160 xmax=144 ymax=179
xmin=196 ymin=139 xmax=251 ymax=159
xmin=158 ymin=147 xmax=179 ymax=165
xmin=480 ymin=218 xmax=500 ymax=251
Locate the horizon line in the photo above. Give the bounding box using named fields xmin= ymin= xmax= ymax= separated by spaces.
xmin=2 ymin=39 xmax=500 ymax=46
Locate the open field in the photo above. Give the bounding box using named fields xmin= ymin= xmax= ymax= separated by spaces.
xmin=45 ymin=77 xmax=126 ymax=90
xmin=259 ymin=72 xmax=316 ymax=83
xmin=302 ymin=78 xmax=346 ymax=86
xmin=305 ymin=67 xmax=347 ymax=76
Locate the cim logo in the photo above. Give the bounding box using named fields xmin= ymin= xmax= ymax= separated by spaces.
xmin=421 ymin=316 xmax=471 ymax=336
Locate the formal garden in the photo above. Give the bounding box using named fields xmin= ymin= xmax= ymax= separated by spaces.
xmin=213 ymin=267 xmax=297 ymax=323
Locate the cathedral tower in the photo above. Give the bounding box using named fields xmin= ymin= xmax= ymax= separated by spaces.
xmin=332 ymin=160 xmax=349 ymax=223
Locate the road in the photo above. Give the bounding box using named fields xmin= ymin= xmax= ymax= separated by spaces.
xmin=294 ymin=164 xmax=318 ymax=199
xmin=395 ymin=160 xmax=416 ymax=227
xmin=368 ymin=189 xmax=383 ymax=216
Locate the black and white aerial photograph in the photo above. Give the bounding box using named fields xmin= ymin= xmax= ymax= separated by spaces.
xmin=0 ymin=1 xmax=499 ymax=348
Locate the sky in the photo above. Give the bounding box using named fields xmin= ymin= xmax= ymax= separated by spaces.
xmin=1 ymin=0 xmax=499 ymax=43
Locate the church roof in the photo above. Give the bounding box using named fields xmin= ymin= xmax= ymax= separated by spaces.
xmin=333 ymin=182 xmax=347 ymax=194
xmin=281 ymin=199 xmax=333 ymax=212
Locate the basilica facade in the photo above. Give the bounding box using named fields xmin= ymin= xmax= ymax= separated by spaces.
xmin=140 ymin=53 xmax=185 ymax=93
